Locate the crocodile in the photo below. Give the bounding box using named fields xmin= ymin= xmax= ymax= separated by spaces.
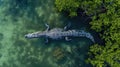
xmin=25 ymin=23 xmax=95 ymax=43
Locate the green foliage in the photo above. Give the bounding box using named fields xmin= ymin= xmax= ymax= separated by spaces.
xmin=87 ymin=43 xmax=120 ymax=67
xmin=55 ymin=0 xmax=103 ymax=16
xmin=86 ymin=0 xmax=120 ymax=67
xmin=55 ymin=0 xmax=79 ymax=16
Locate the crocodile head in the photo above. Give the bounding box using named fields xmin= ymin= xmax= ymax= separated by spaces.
xmin=25 ymin=31 xmax=46 ymax=39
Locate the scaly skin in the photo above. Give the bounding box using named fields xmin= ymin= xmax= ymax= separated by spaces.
xmin=25 ymin=24 xmax=95 ymax=43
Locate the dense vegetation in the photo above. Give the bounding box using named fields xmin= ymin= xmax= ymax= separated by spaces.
xmin=55 ymin=0 xmax=79 ymax=16
xmin=55 ymin=0 xmax=120 ymax=67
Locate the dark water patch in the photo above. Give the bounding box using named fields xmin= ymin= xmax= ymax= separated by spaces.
xmin=61 ymin=9 xmax=92 ymax=30
xmin=0 ymin=33 xmax=4 ymax=41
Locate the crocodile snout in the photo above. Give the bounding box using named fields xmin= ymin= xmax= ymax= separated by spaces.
xmin=25 ymin=34 xmax=32 ymax=38
xmin=25 ymin=34 xmax=29 ymax=38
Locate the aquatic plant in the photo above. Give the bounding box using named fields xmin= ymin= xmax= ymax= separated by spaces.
xmin=52 ymin=47 xmax=66 ymax=63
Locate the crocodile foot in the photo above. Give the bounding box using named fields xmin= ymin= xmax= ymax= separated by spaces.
xmin=45 ymin=23 xmax=50 ymax=31
xmin=65 ymin=37 xmax=72 ymax=41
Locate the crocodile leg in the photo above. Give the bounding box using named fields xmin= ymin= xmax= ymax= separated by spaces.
xmin=45 ymin=37 xmax=49 ymax=44
xmin=45 ymin=23 xmax=50 ymax=31
xmin=65 ymin=37 xmax=72 ymax=41
xmin=64 ymin=22 xmax=71 ymax=31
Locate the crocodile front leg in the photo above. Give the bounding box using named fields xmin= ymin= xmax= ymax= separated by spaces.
xmin=45 ymin=23 xmax=50 ymax=31
xmin=64 ymin=22 xmax=71 ymax=31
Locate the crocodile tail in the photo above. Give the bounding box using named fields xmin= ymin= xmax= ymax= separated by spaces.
xmin=77 ymin=30 xmax=95 ymax=43
xmin=64 ymin=30 xmax=95 ymax=43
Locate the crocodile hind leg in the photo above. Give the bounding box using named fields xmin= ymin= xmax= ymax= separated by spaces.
xmin=65 ymin=37 xmax=72 ymax=41
xmin=45 ymin=37 xmax=49 ymax=44
xmin=64 ymin=22 xmax=71 ymax=31
xmin=45 ymin=23 xmax=50 ymax=31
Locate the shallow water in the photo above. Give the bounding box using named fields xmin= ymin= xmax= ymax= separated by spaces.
xmin=0 ymin=0 xmax=94 ymax=67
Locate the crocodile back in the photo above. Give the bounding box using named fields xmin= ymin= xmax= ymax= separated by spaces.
xmin=46 ymin=28 xmax=64 ymax=39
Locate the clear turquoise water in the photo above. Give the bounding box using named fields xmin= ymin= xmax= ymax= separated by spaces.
xmin=0 ymin=0 xmax=94 ymax=67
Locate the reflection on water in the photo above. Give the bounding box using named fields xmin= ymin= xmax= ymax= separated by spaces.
xmin=0 ymin=0 xmax=93 ymax=67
